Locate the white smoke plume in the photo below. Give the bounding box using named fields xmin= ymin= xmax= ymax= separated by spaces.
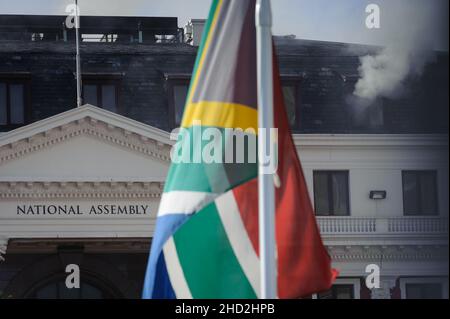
xmin=353 ymin=0 xmax=448 ymax=103
xmin=354 ymin=46 xmax=433 ymax=101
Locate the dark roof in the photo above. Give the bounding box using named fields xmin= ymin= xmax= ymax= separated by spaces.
xmin=0 ymin=41 xmax=197 ymax=55
xmin=0 ymin=17 xmax=447 ymax=134
xmin=274 ymin=37 xmax=380 ymax=57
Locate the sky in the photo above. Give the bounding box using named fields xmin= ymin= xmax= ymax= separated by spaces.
xmin=0 ymin=0 xmax=448 ymax=51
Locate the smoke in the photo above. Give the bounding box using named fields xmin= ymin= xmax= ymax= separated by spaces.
xmin=352 ymin=0 xmax=448 ymax=104
xmin=354 ymin=46 xmax=434 ymax=101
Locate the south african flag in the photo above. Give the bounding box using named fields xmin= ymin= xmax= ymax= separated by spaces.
xmin=142 ymin=0 xmax=336 ymax=299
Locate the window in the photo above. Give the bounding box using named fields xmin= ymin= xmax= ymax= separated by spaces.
xmin=0 ymin=77 xmax=30 ymax=128
xmin=405 ymin=283 xmax=443 ymax=299
xmin=281 ymin=78 xmax=301 ymax=129
xmin=402 ymin=170 xmax=438 ymax=216
xmin=82 ymin=78 xmax=120 ymax=112
xmin=400 ymin=278 xmax=448 ymax=299
xmin=313 ymin=171 xmax=350 ymax=216
xmin=282 ymin=85 xmax=297 ymax=127
xmin=28 ymin=277 xmax=116 ymax=299
xmin=166 ymin=74 xmax=191 ymax=128
xmin=318 ymin=284 xmax=355 ymax=299
xmin=173 ymin=84 xmax=188 ymax=125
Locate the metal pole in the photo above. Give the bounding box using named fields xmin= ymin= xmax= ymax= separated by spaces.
xmin=75 ymin=0 xmax=82 ymax=107
xmin=255 ymin=0 xmax=277 ymax=299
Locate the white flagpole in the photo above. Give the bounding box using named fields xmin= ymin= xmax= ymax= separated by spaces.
xmin=255 ymin=0 xmax=277 ymax=299
xmin=75 ymin=0 xmax=82 ymax=107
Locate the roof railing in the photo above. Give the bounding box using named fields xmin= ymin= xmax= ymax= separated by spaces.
xmin=0 ymin=27 xmax=185 ymax=44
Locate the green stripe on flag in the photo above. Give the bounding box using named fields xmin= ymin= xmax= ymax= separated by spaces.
xmin=164 ymin=126 xmax=257 ymax=193
xmin=165 ymin=161 xmax=257 ymax=193
xmin=172 ymin=202 xmax=257 ymax=298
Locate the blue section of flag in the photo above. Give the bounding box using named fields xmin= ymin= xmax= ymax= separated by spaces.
xmin=152 ymin=253 xmax=176 ymax=299
xmin=142 ymin=213 xmax=190 ymax=298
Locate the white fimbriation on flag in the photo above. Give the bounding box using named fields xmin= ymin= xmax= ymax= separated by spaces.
xmin=255 ymin=0 xmax=277 ymax=299
xmin=75 ymin=0 xmax=82 ymax=107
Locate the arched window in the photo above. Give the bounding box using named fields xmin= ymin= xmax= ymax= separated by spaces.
xmin=26 ymin=274 xmax=118 ymax=299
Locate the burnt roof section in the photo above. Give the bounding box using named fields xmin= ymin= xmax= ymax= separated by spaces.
xmin=0 ymin=40 xmax=197 ymax=54
xmin=0 ymin=14 xmax=179 ymax=32
xmin=274 ymin=36 xmax=381 ymax=57
xmin=0 ymin=16 xmax=447 ymax=134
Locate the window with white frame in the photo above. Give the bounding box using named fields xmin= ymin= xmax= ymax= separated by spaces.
xmin=315 ymin=278 xmax=361 ymax=299
xmin=0 ymin=76 xmax=30 ymax=128
xmin=313 ymin=170 xmax=350 ymax=216
xmin=402 ymin=170 xmax=439 ymax=216
xmin=165 ymin=74 xmax=191 ymax=128
xmin=82 ymin=80 xmax=119 ymax=113
xmin=400 ymin=278 xmax=448 ymax=299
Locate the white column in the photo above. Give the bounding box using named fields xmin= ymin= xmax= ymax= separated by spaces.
xmin=0 ymin=237 xmax=8 ymax=262
xmin=371 ymin=276 xmax=397 ymax=299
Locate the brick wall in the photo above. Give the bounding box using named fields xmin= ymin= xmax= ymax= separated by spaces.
xmin=1 ymin=39 xmax=448 ymax=134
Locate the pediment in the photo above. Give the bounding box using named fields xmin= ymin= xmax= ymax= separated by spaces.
xmin=0 ymin=105 xmax=173 ymax=183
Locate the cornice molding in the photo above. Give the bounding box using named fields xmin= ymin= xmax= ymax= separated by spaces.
xmin=0 ymin=104 xmax=172 ymax=146
xmin=0 ymin=181 xmax=164 ymax=199
xmin=293 ymin=134 xmax=449 ymax=148
xmin=7 ymin=238 xmax=150 ymax=254
xmin=327 ymin=244 xmax=449 ymax=262
xmin=0 ymin=116 xmax=172 ymax=166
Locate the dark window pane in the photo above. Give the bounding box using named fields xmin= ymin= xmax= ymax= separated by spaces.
xmin=101 ymin=85 xmax=117 ymax=112
xmin=82 ymin=282 xmax=103 ymax=299
xmin=318 ymin=284 xmax=354 ymax=299
xmin=406 ymin=283 xmax=442 ymax=299
xmin=334 ymin=285 xmax=354 ymax=299
xmin=83 ymin=84 xmax=98 ymax=106
xmin=32 ymin=279 xmax=109 ymax=299
xmin=58 ymin=280 xmax=80 ymax=299
xmin=282 ymin=85 xmax=296 ymax=126
xmin=0 ymin=83 xmax=6 ymax=125
xmin=10 ymin=84 xmax=24 ymax=124
xmin=403 ymin=172 xmax=419 ymax=215
xmin=314 ymin=172 xmax=330 ymax=216
xmin=174 ymin=85 xmax=188 ymax=125
xmin=403 ymin=171 xmax=438 ymax=216
xmin=419 ymin=173 xmax=437 ymax=214
xmin=314 ymin=171 xmax=349 ymax=216
xmin=332 ymin=172 xmax=349 ymax=216
xmin=34 ymin=282 xmax=58 ymax=299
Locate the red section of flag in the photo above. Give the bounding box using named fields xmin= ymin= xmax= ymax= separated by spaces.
xmin=232 ymin=51 xmax=337 ymax=299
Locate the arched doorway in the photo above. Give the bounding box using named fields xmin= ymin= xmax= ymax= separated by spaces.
xmin=25 ymin=273 xmax=118 ymax=299
xmin=2 ymin=249 xmax=140 ymax=299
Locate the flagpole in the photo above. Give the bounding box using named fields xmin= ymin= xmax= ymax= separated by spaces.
xmin=256 ymin=0 xmax=277 ymax=299
xmin=75 ymin=0 xmax=82 ymax=107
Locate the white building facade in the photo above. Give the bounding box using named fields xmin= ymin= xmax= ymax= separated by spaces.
xmin=0 ymin=105 xmax=447 ymax=299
